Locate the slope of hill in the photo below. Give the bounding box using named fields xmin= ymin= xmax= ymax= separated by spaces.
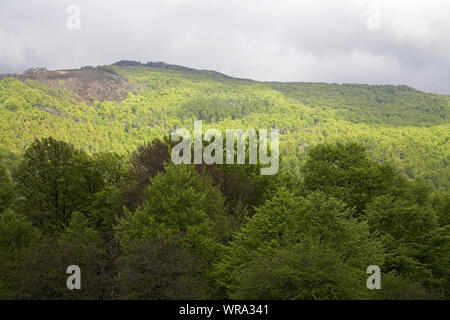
xmin=0 ymin=62 xmax=449 ymax=189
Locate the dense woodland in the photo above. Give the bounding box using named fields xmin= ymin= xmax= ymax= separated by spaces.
xmin=0 ymin=65 xmax=448 ymax=190
xmin=0 ymin=137 xmax=448 ymax=299
xmin=0 ymin=64 xmax=448 ymax=299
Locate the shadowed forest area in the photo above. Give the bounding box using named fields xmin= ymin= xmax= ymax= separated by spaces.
xmin=0 ymin=137 xmax=448 ymax=299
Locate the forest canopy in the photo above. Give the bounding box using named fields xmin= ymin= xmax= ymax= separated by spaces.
xmin=0 ymin=65 xmax=448 ymax=190
xmin=0 ymin=64 xmax=448 ymax=299
xmin=0 ymin=137 xmax=448 ymax=299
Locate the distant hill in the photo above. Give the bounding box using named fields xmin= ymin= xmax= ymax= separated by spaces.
xmin=112 ymin=60 xmax=250 ymax=80
xmin=0 ymin=62 xmax=448 ymax=189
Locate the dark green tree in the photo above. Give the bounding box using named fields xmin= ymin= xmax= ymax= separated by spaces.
xmin=215 ymin=189 xmax=384 ymax=299
xmin=13 ymin=212 xmax=109 ymax=299
xmin=371 ymin=273 xmax=444 ymax=300
xmin=116 ymin=164 xmax=224 ymax=260
xmin=302 ymin=142 xmax=403 ymax=215
xmin=366 ymin=195 xmax=449 ymax=292
xmin=118 ymin=235 xmax=210 ymax=299
xmin=16 ymin=137 xmax=102 ymax=233
xmin=89 ymin=152 xmax=131 ymax=232
xmin=0 ymin=211 xmax=40 ymax=299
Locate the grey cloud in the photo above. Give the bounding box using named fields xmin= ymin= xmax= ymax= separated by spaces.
xmin=0 ymin=0 xmax=448 ymax=94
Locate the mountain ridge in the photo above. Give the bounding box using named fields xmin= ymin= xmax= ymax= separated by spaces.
xmin=1 ymin=60 xmax=445 ymax=96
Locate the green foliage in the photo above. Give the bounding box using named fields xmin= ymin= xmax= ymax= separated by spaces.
xmin=214 ymin=189 xmax=384 ymax=299
xmin=118 ymin=236 xmax=210 ymax=299
xmin=0 ymin=164 xmax=15 ymax=213
xmin=60 ymin=211 xmax=102 ymax=246
xmin=15 ymin=137 xmax=102 ymax=233
xmin=231 ymin=242 xmax=370 ymax=300
xmin=117 ymin=164 xmax=224 ymax=260
xmin=431 ymin=191 xmax=450 ymax=226
xmin=0 ymin=59 xmax=448 ymax=300
xmin=12 ymin=212 xmax=109 ymax=299
xmin=366 ymin=195 xmax=449 ymax=291
xmin=0 ymin=211 xmax=40 ymax=298
xmin=269 ymin=82 xmax=449 ymax=126
xmin=371 ymin=273 xmax=445 ymax=300
xmin=0 ymin=65 xmax=448 ymax=190
xmin=88 ymin=152 xmax=131 ymax=232
xmin=302 ymin=142 xmax=402 ymax=215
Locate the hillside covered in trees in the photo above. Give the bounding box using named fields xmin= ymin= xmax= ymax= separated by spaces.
xmin=0 ymin=62 xmax=448 ymax=299
xmin=0 ymin=62 xmax=448 ymax=190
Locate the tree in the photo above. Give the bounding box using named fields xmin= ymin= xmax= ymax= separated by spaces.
xmin=231 ymin=242 xmax=369 ymax=300
xmin=371 ymin=273 xmax=444 ymax=300
xmin=14 ymin=212 xmax=110 ymax=299
xmin=118 ymin=236 xmax=210 ymax=299
xmin=116 ymin=164 xmax=224 ymax=260
xmin=89 ymin=152 xmax=131 ymax=233
xmin=302 ymin=142 xmax=401 ymax=215
xmin=121 ymin=138 xmax=173 ymax=211
xmin=366 ymin=195 xmax=449 ymax=292
xmin=215 ymin=189 xmax=384 ymax=299
xmin=195 ymin=162 xmax=285 ymax=216
xmin=0 ymin=211 xmax=40 ymax=299
xmin=16 ymin=137 xmax=102 ymax=233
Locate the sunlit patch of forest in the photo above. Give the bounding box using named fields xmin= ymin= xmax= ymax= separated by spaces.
xmin=0 ymin=64 xmax=448 ymax=190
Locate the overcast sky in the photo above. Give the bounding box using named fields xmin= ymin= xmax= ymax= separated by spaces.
xmin=0 ymin=0 xmax=449 ymax=94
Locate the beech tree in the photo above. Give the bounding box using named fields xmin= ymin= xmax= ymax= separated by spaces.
xmin=302 ymin=142 xmax=402 ymax=215
xmin=215 ymin=189 xmax=384 ymax=299
xmin=16 ymin=137 xmax=102 ymax=233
